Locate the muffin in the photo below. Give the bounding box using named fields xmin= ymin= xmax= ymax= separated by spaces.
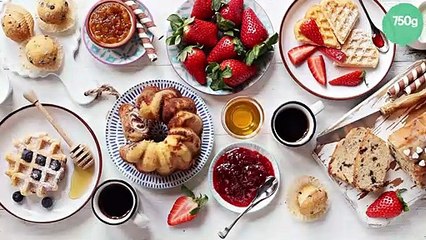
xmin=1 ymin=4 xmax=34 ymax=42
xmin=24 ymin=35 xmax=63 ymax=71
xmin=37 ymin=0 xmax=76 ymax=33
xmin=287 ymin=176 xmax=329 ymax=222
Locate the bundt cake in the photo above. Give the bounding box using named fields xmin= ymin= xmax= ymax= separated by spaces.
xmin=119 ymin=86 xmax=204 ymax=175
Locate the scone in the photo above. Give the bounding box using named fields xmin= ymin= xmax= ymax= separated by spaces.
xmin=1 ymin=3 xmax=34 ymax=42
xmin=287 ymin=176 xmax=329 ymax=222
xmin=36 ymin=0 xmax=76 ymax=33
xmin=23 ymin=35 xmax=63 ymax=71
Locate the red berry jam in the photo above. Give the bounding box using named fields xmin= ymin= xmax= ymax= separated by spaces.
xmin=213 ymin=147 xmax=275 ymax=207
xmin=372 ymin=33 xmax=384 ymax=48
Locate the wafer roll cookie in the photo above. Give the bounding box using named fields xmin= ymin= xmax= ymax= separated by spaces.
xmin=388 ymin=62 xmax=426 ymax=97
xmin=404 ymin=74 xmax=426 ymax=95
xmin=123 ymin=0 xmax=164 ymax=40
xmin=136 ymin=23 xmax=157 ymax=62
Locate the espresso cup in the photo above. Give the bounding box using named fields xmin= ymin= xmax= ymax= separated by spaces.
xmin=271 ymin=101 xmax=324 ymax=147
xmin=92 ymin=179 xmax=149 ymax=227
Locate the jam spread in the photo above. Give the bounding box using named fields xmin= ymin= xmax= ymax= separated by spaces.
xmin=213 ymin=147 xmax=275 ymax=207
xmin=88 ymin=2 xmax=132 ymax=45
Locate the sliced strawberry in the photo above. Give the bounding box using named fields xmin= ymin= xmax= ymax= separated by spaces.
xmin=167 ymin=186 xmax=208 ymax=226
xmin=287 ymin=45 xmax=318 ymax=65
xmin=307 ymin=55 xmax=326 ymax=86
xmin=329 ymin=70 xmax=366 ymax=87
xmin=318 ymin=47 xmax=347 ymax=63
xmin=299 ymin=19 xmax=324 ymax=46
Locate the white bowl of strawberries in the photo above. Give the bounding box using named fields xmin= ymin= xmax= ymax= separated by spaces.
xmin=166 ymin=0 xmax=277 ymax=95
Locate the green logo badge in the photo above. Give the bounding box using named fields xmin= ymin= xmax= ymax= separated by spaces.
xmin=383 ymin=3 xmax=423 ymax=45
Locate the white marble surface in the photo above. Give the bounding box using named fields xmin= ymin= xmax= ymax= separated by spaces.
xmin=1 ymin=0 xmax=426 ymax=239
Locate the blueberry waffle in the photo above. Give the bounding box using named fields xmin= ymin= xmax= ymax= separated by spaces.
xmin=5 ymin=133 xmax=67 ymax=198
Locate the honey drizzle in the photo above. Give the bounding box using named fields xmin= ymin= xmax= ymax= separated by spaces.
xmin=68 ymin=165 xmax=94 ymax=199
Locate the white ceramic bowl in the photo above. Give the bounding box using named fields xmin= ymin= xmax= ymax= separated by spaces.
xmin=408 ymin=1 xmax=426 ymax=50
xmin=208 ymin=142 xmax=280 ymax=213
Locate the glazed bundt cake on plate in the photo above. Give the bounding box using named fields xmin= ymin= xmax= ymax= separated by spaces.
xmin=105 ymin=80 xmax=214 ymax=189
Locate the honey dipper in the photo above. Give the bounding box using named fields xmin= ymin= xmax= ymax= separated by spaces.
xmin=23 ymin=90 xmax=94 ymax=170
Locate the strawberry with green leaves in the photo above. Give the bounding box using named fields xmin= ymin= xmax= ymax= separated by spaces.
xmin=178 ymin=45 xmax=208 ymax=85
xmin=167 ymin=185 xmax=208 ymax=226
xmin=215 ymin=0 xmax=244 ymax=30
xmin=240 ymin=8 xmax=268 ymax=49
xmin=207 ymin=59 xmax=257 ymax=90
xmin=329 ymin=70 xmax=366 ymax=87
xmin=166 ymin=14 xmax=218 ymax=48
xmin=245 ymin=33 xmax=278 ymax=66
xmin=191 ymin=0 xmax=214 ymax=20
xmin=207 ymin=36 xmax=245 ymax=63
xmin=366 ymin=189 xmax=409 ymax=218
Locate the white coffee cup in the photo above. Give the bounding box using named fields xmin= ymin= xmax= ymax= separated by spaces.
xmin=271 ymin=101 xmax=324 ymax=147
xmin=91 ymin=179 xmax=149 ymax=227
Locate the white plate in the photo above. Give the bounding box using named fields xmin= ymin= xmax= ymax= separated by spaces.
xmin=279 ymin=0 xmax=395 ymax=100
xmin=105 ymin=79 xmax=214 ymax=189
xmin=0 ymin=104 xmax=102 ymax=223
xmin=208 ymin=142 xmax=280 ymax=213
xmin=166 ymin=0 xmax=275 ymax=96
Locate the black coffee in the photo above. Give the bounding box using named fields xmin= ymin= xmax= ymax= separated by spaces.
xmin=98 ymin=184 xmax=134 ymax=219
xmin=274 ymin=107 xmax=309 ymax=143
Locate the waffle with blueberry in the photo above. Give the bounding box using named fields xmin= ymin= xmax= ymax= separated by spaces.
xmin=5 ymin=133 xmax=67 ymax=198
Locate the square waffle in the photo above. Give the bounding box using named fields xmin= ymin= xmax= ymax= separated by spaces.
xmin=5 ymin=133 xmax=67 ymax=198
xmin=320 ymin=0 xmax=359 ymax=44
xmin=294 ymin=5 xmax=340 ymax=49
xmin=335 ymin=29 xmax=379 ymax=68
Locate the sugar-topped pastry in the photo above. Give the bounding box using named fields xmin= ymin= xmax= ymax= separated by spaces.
xmin=1 ymin=3 xmax=34 ymax=42
xmin=287 ymin=176 xmax=329 ymax=222
xmin=23 ymin=35 xmax=63 ymax=71
xmin=36 ymin=0 xmax=76 ymax=33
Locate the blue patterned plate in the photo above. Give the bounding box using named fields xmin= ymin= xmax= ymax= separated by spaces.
xmin=166 ymin=0 xmax=275 ymax=95
xmin=83 ymin=0 xmax=153 ymax=66
xmin=105 ymin=80 xmax=214 ymax=189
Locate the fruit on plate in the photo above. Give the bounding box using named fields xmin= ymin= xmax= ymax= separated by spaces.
xmin=307 ymin=55 xmax=326 ymax=86
xmin=191 ymin=0 xmax=214 ymax=20
xmin=208 ymin=59 xmax=257 ymax=90
xmin=12 ymin=191 xmax=24 ymax=203
xmin=318 ymin=47 xmax=346 ymax=63
xmin=329 ymin=70 xmax=366 ymax=87
xmin=299 ymin=18 xmax=324 ymax=46
xmin=240 ymin=8 xmax=268 ymax=49
xmin=287 ymin=45 xmax=318 ymax=65
xmin=167 ymin=185 xmax=208 ymax=226
xmin=166 ymin=14 xmax=218 ymax=48
xmin=216 ymin=0 xmax=244 ymax=29
xmin=178 ymin=45 xmax=208 ymax=85
xmin=366 ymin=189 xmax=409 ymax=218
xmin=207 ymin=36 xmax=245 ymax=64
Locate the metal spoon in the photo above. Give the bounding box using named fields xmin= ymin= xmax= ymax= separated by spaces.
xmin=217 ymin=176 xmax=279 ymax=239
xmin=358 ymin=0 xmax=389 ymax=53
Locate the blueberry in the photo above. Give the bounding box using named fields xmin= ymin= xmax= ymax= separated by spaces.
xmin=31 ymin=169 xmax=42 ymax=181
xmin=50 ymin=159 xmax=61 ymax=171
xmin=12 ymin=191 xmax=24 ymax=203
xmin=21 ymin=149 xmax=33 ymax=162
xmin=35 ymin=154 xmax=46 ymax=166
xmin=41 ymin=197 xmax=53 ymax=209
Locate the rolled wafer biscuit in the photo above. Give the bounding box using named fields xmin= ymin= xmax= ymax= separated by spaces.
xmin=388 ymin=62 xmax=426 ymax=97
xmin=123 ymin=0 xmax=163 ymax=40
xmin=404 ymin=73 xmax=426 ymax=95
xmin=136 ymin=23 xmax=157 ymax=62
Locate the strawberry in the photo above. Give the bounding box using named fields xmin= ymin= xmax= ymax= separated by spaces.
xmin=299 ymin=19 xmax=324 ymax=46
xmin=329 ymin=70 xmax=366 ymax=87
xmin=288 ymin=45 xmax=318 ymax=65
xmin=307 ymin=55 xmax=326 ymax=86
xmin=207 ymin=36 xmax=245 ymax=63
xmin=318 ymin=47 xmax=347 ymax=63
xmin=166 ymin=14 xmax=218 ymax=48
xmin=191 ymin=0 xmax=214 ymax=20
xmin=216 ymin=0 xmax=244 ymax=30
xmin=240 ymin=8 xmax=268 ymax=49
xmin=167 ymin=185 xmax=208 ymax=226
xmin=178 ymin=45 xmax=208 ymax=85
xmin=207 ymin=59 xmax=257 ymax=90
xmin=366 ymin=189 xmax=409 ymax=218
xmin=245 ymin=33 xmax=278 ymax=66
